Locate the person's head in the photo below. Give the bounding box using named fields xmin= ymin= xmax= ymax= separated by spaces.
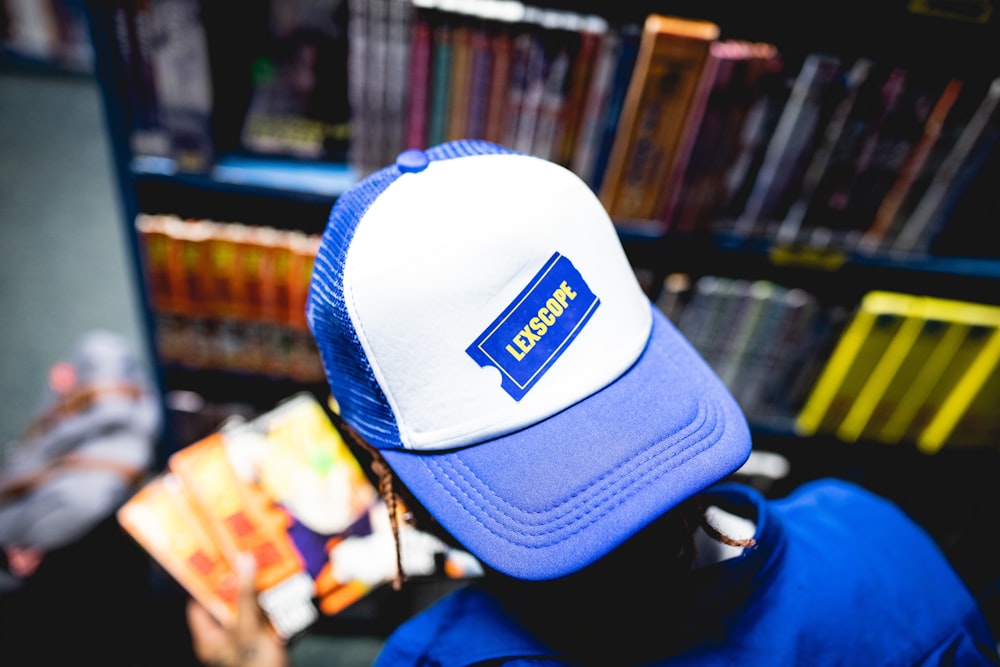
xmin=307 ymin=140 xmax=751 ymax=584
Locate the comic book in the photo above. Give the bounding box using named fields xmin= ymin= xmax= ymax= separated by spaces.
xmin=118 ymin=392 xmax=481 ymax=639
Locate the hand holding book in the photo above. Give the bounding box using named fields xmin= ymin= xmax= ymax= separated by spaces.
xmin=186 ymin=553 xmax=290 ymax=667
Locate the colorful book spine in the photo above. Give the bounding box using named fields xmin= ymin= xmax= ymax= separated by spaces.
xmin=919 ymin=320 xmax=1000 ymax=451
xmin=836 ymin=296 xmax=930 ymax=443
xmin=868 ymin=76 xmax=995 ymax=254
xmin=587 ymin=22 xmax=642 ymax=194
xmin=445 ymin=11 xmax=474 ymax=142
xmin=482 ymin=10 xmax=516 ymax=145
xmin=675 ymin=41 xmax=778 ymax=234
xmin=836 ymin=69 xmax=954 ymax=250
xmin=569 ymin=25 xmax=620 ymax=187
xmin=890 ymin=76 xmax=1000 ymax=256
xmin=653 ymin=272 xmax=693 ymax=324
xmin=796 ymin=291 xmax=916 ymax=437
xmin=463 ymin=13 xmax=494 ymax=141
xmin=877 ymin=299 xmax=1000 ymax=445
xmin=789 ymin=64 xmax=906 ymax=244
xmin=508 ymin=9 xmax=548 ymax=153
xmin=655 ymin=38 xmax=728 ymax=233
xmin=135 ymin=213 xmax=175 ymax=314
xmin=404 ymin=2 xmax=435 ymax=149
xmin=857 ymin=78 xmax=964 ymax=252
xmin=425 ymin=10 xmax=454 ymax=147
xmin=599 ymin=14 xmax=720 ymax=226
xmin=552 ymin=15 xmax=606 ymax=167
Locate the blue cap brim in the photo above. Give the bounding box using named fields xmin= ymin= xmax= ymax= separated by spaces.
xmin=382 ymin=305 xmax=752 ymax=580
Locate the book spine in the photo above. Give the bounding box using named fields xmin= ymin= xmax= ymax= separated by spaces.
xmin=836 ymin=297 xmax=929 ymax=442
xmin=653 ymin=272 xmax=693 ymax=324
xmin=717 ymin=50 xmax=791 ymax=231
xmin=483 ymin=14 xmax=515 ymax=145
xmin=869 ymin=300 xmax=976 ymax=444
xmin=675 ymin=274 xmax=730 ymax=359
xmin=919 ymin=323 xmax=1000 ymax=451
xmin=367 ymin=0 xmax=391 ymax=168
xmin=508 ymin=9 xmax=548 ymax=153
xmin=552 ymin=15 xmax=606 ymax=167
xmin=732 ymin=53 xmax=845 ymax=239
xmin=135 ymin=213 xmax=175 ymax=315
xmin=869 ymin=77 xmax=994 ymax=254
xmin=426 ymin=10 xmax=454 ymax=147
xmin=857 ymin=78 xmax=964 ymax=252
xmin=840 ymin=70 xmax=954 ymax=251
xmin=775 ymin=57 xmax=874 ymax=246
xmin=569 ymin=26 xmax=620 ymax=187
xmin=587 ymin=22 xmax=642 ymax=194
xmin=778 ymin=63 xmax=899 ymax=245
xmin=445 ymin=12 xmax=474 ymax=142
xmin=715 ymin=280 xmax=778 ymax=390
xmin=734 ymin=286 xmax=819 ymax=417
xmin=599 ymin=14 xmax=720 ymax=227
xmin=531 ymin=10 xmax=580 ymax=161
xmin=384 ymin=0 xmax=414 ymax=159
xmin=796 ymin=292 xmax=914 ymax=437
xmin=656 ymin=39 xmax=727 ymax=233
xmin=463 ymin=14 xmax=493 ymax=141
xmin=675 ymin=42 xmax=776 ymax=235
xmin=890 ymin=76 xmax=1000 ymax=256
xmin=146 ymin=0 xmax=215 ymax=171
xmin=404 ymin=4 xmax=435 ymax=149
xmin=348 ymin=0 xmax=370 ymax=167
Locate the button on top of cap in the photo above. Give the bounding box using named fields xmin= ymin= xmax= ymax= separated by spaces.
xmin=396 ymin=149 xmax=429 ymax=173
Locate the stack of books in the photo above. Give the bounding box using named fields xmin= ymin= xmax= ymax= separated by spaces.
xmin=135 ymin=214 xmax=323 ymax=381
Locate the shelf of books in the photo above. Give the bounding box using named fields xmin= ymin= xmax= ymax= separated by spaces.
xmin=87 ymin=0 xmax=1000 ymax=463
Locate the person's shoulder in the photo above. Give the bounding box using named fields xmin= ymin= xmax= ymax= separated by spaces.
xmin=374 ymin=584 xmax=556 ymax=667
xmin=776 ymin=476 xmax=908 ymax=519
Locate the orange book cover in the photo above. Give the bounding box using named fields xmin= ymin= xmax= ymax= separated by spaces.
xmin=135 ymin=214 xmax=175 ymax=314
xmin=205 ymin=222 xmax=239 ymax=319
xmin=163 ymin=216 xmax=214 ymax=318
xmin=599 ymin=14 xmax=719 ymax=225
xmin=251 ymin=225 xmax=285 ymax=326
xmin=287 ymin=232 xmax=320 ymax=330
xmin=118 ymin=473 xmax=239 ymax=626
xmin=119 ymin=393 xmax=483 ymax=637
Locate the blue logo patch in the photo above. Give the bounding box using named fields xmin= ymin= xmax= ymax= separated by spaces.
xmin=467 ymin=252 xmax=599 ymax=400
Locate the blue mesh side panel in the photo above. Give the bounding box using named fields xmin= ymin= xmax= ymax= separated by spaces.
xmin=307 ymin=140 xmax=521 ymax=450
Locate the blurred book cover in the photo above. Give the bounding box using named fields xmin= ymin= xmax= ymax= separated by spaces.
xmin=238 ymin=0 xmax=352 ymax=163
xmin=118 ymin=392 xmax=481 ymax=639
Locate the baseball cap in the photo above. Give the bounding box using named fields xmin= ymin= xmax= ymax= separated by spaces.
xmin=307 ymin=140 xmax=751 ymax=580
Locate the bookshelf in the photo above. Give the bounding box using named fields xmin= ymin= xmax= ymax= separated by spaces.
xmin=85 ymin=0 xmax=1000 ymax=633
xmin=86 ymin=0 xmax=1000 ymax=435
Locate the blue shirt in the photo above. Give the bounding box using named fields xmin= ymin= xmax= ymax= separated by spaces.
xmin=374 ymin=479 xmax=998 ymax=666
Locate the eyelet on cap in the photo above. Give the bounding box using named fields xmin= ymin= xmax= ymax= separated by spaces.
xmin=396 ymin=149 xmax=430 ymax=173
